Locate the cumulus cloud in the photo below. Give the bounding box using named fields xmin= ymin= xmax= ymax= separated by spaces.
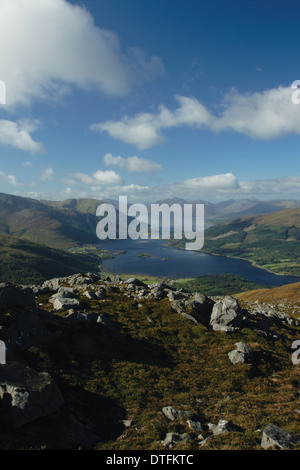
xmin=81 ymin=173 xmax=300 ymax=202
xmin=0 ymin=170 xmax=20 ymax=186
xmin=0 ymin=119 xmax=45 ymax=153
xmin=72 ymin=170 xmax=124 ymax=186
xmin=103 ymin=153 xmax=162 ymax=174
xmin=93 ymin=86 xmax=300 ymax=149
xmin=0 ymin=0 xmax=164 ymax=109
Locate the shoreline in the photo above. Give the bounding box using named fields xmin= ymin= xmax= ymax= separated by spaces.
xmin=167 ymin=242 xmax=300 ymax=279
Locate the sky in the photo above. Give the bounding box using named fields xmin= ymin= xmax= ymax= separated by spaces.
xmin=1 ymin=0 xmax=300 ymax=203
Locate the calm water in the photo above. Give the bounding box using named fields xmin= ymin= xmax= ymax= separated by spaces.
xmin=97 ymin=238 xmax=300 ymax=287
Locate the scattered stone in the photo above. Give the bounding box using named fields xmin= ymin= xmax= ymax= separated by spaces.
xmin=53 ymin=297 xmax=80 ymax=311
xmin=187 ymin=419 xmax=203 ymax=433
xmin=83 ymin=290 xmax=97 ymax=300
xmin=42 ymin=278 xmax=63 ymax=291
xmin=161 ymin=432 xmax=190 ymax=448
xmin=261 ymin=423 xmax=300 ymax=450
xmin=228 ymin=342 xmax=254 ymax=364
xmin=95 ymin=289 xmax=106 ymax=300
xmin=167 ymin=291 xmax=183 ymax=302
xmin=122 ymin=419 xmax=133 ymax=428
xmin=208 ymin=419 xmax=237 ymax=435
xmin=49 ymin=287 xmax=77 ymax=303
xmin=97 ymin=314 xmax=115 ymax=329
xmin=162 ymin=406 xmax=193 ymax=421
xmin=124 ymin=278 xmax=147 ymax=288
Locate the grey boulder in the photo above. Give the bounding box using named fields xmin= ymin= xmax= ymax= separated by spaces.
xmin=209 ymin=296 xmax=243 ymax=332
xmin=261 ymin=423 xmax=300 ymax=449
xmin=228 ymin=342 xmax=254 ymax=364
xmin=0 ymin=362 xmax=64 ymax=427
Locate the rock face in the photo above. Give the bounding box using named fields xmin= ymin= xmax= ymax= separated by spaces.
xmin=0 ymin=362 xmax=64 ymax=427
xmin=209 ymin=296 xmax=243 ymax=332
xmin=261 ymin=423 xmax=300 ymax=449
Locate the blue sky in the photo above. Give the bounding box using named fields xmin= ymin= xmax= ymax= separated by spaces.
xmin=1 ymin=0 xmax=300 ymax=202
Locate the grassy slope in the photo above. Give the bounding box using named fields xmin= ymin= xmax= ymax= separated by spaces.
xmin=1 ymin=277 xmax=299 ymax=450
xmin=0 ymin=233 xmax=101 ymax=284
xmin=171 ymin=273 xmax=271 ymax=297
xmin=236 ymin=281 xmax=300 ymax=305
xmin=201 ymin=207 xmax=300 ymax=276
xmin=0 ymin=193 xmax=100 ymax=249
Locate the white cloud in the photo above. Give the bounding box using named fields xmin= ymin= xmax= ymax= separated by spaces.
xmin=238 ymin=176 xmax=300 ymax=196
xmin=172 ymin=173 xmax=239 ymax=193
xmin=93 ymin=170 xmax=124 ymax=185
xmin=72 ymin=170 xmax=124 ymax=186
xmin=103 ymin=153 xmax=162 ymax=174
xmin=0 ymin=0 xmax=164 ymax=108
xmin=0 ymin=119 xmax=45 ymax=153
xmin=80 ymin=173 xmax=300 ymax=203
xmin=94 ymin=86 xmax=300 ymax=149
xmin=40 ymin=167 xmax=55 ymax=181
xmin=213 ymin=86 xmax=300 ymax=139
xmin=0 ymin=170 xmax=20 ymax=186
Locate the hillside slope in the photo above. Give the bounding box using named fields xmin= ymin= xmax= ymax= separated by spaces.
xmin=236 ymin=281 xmax=300 ymax=305
xmin=0 ymin=193 xmax=101 ymax=249
xmin=0 ymin=233 xmax=101 ymax=284
xmin=0 ymin=274 xmax=299 ymax=450
xmin=202 ymin=207 xmax=300 ymax=276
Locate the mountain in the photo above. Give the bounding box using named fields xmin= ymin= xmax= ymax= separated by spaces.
xmin=153 ymin=197 xmax=300 ymax=219
xmin=0 ymin=232 xmax=101 ymax=284
xmin=44 ymin=197 xmax=102 ymax=215
xmin=0 ymin=192 xmax=101 ymax=249
xmin=0 ymin=274 xmax=299 ymax=450
xmin=202 ymin=206 xmax=300 ymax=276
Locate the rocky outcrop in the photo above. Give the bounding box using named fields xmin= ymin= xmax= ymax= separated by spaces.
xmin=0 ymin=362 xmax=64 ymax=427
xmin=0 ymin=272 xmax=298 ymax=450
xmin=209 ymin=296 xmax=244 ymax=332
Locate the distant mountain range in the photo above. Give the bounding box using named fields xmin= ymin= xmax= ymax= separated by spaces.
xmin=0 ymin=192 xmax=102 ymax=249
xmin=200 ymin=206 xmax=300 ymax=276
xmin=1 ymin=192 xmax=300 ymax=283
xmin=152 ymin=197 xmax=300 ymax=218
xmin=2 ymin=192 xmax=299 ymax=250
